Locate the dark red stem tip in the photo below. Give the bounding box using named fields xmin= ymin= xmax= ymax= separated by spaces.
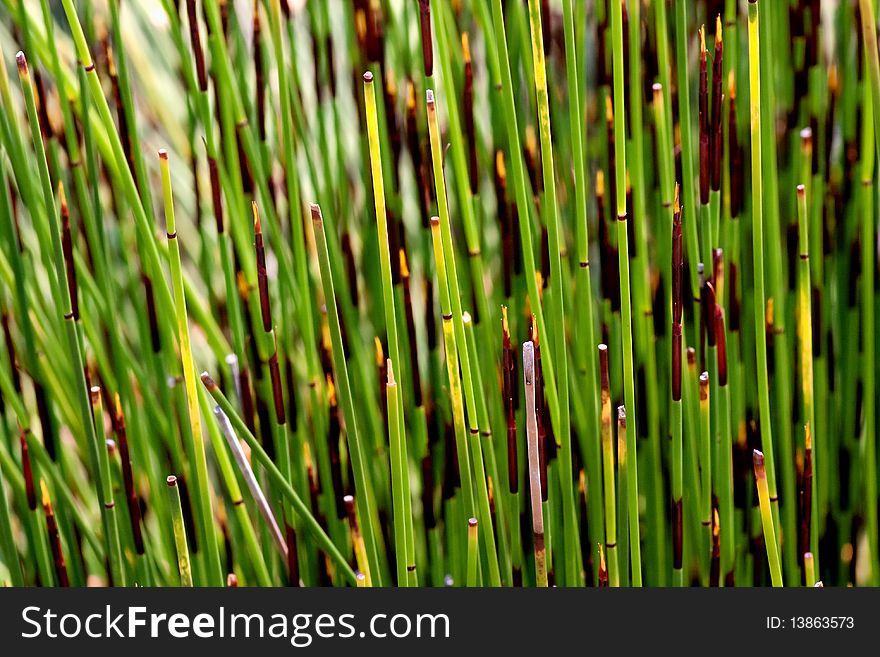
xmin=598 ymin=343 xmax=609 ymax=392
xmin=200 ymin=371 xmax=217 ymax=390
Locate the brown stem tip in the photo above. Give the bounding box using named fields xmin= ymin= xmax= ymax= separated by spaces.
xmin=200 ymin=371 xmax=217 ymax=390
xmin=167 ymin=475 xmax=178 ymax=487
xmin=186 ymin=0 xmax=208 ymax=91
xmin=16 ymin=51 xmax=27 ymax=76
xmin=753 ymin=449 xmax=766 ymax=479
xmin=418 ymin=0 xmax=433 ymax=77
xmin=20 ymin=429 xmax=36 ymax=511
xmin=598 ymin=343 xmax=610 ymax=393
xmin=715 ymin=304 xmax=728 ymax=386
xmin=59 ymin=182 xmax=79 ymax=321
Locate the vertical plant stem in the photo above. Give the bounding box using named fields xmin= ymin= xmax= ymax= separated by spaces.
xmin=89 ymin=387 xmax=125 ymax=587
xmin=159 ymin=149 xmax=223 ymax=586
xmin=753 ymin=450 xmax=782 ymax=586
xmin=525 ymin=0 xmax=578 ymax=587
xmin=599 ymin=345 xmax=619 ymax=587
xmin=15 ymin=51 xmax=125 ymax=586
xmin=488 ymin=0 xmax=559 ymax=423
xmin=385 ymin=358 xmax=411 ymax=585
xmin=310 ymin=204 xmax=385 ymax=586
xmin=746 ymin=1 xmax=781 ymax=582
xmin=365 ymin=73 xmax=414 ymax=585
xmin=167 ymin=475 xmax=193 ymax=587
xmin=715 ymin=304 xmax=734 ymax=583
xmin=345 ymin=495 xmax=371 ymax=587
xmin=795 ymin=183 xmax=817 ymax=575
xmin=699 ymin=371 xmax=712 ymax=572
xmin=857 ymin=0 xmax=880 ymax=587
xmin=466 ymin=517 xmax=479 ymax=587
xmin=562 ymin=0 xmax=602 ymax=583
xmin=0 ymin=450 xmax=23 ymax=586
xmin=672 ymin=186 xmax=684 ymax=587
xmin=426 ymin=98 xmax=501 ymax=586
xmin=523 ymin=341 xmax=547 ymax=587
xmin=674 ymin=0 xmax=702 ymax=305
xmin=609 ymin=0 xmax=642 ymax=586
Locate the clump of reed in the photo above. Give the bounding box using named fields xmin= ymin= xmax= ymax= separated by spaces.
xmin=0 ymin=0 xmax=876 ymax=588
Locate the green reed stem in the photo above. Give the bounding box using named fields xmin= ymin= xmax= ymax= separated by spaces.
xmin=202 ymin=373 xmax=356 ymax=585
xmin=159 ymin=150 xmax=223 ymax=586
xmin=89 ymin=388 xmax=126 ymax=587
xmin=858 ymin=0 xmax=880 ymax=587
xmin=466 ymin=517 xmax=479 ymax=587
xmin=15 ymin=51 xmax=126 ymax=586
xmin=562 ymin=0 xmax=603 ymax=583
xmin=364 ymin=73 xmax=414 ymax=586
xmin=609 ymin=0 xmax=642 ymax=586
xmin=746 ymin=1 xmax=781 ymax=583
xmin=599 ymin=345 xmax=619 ymax=587
xmin=699 ymin=372 xmax=712 ymax=572
xmin=425 ymin=91 xmax=480 ymax=438
xmin=429 ymin=217 xmax=475 ymax=520
xmin=167 ymin=475 xmax=193 ymax=587
xmin=753 ymin=450 xmax=782 ymax=586
xmin=310 ymin=204 xmax=384 ymax=586
xmin=385 ymin=358 xmax=411 ymax=585
xmin=674 ymin=0 xmax=702 ymax=303
xmin=525 ymin=0 xmax=578 ymax=587
xmin=796 ymin=183 xmax=817 ymax=575
xmin=426 ymin=97 xmax=501 ymax=586
xmin=488 ymin=0 xmax=559 ymax=423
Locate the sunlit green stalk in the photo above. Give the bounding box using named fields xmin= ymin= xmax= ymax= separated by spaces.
xmin=746 ymin=0 xmax=781 ymax=583
xmin=364 ymin=73 xmax=414 ymax=586
xmin=159 ymin=150 xmax=223 ymax=586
